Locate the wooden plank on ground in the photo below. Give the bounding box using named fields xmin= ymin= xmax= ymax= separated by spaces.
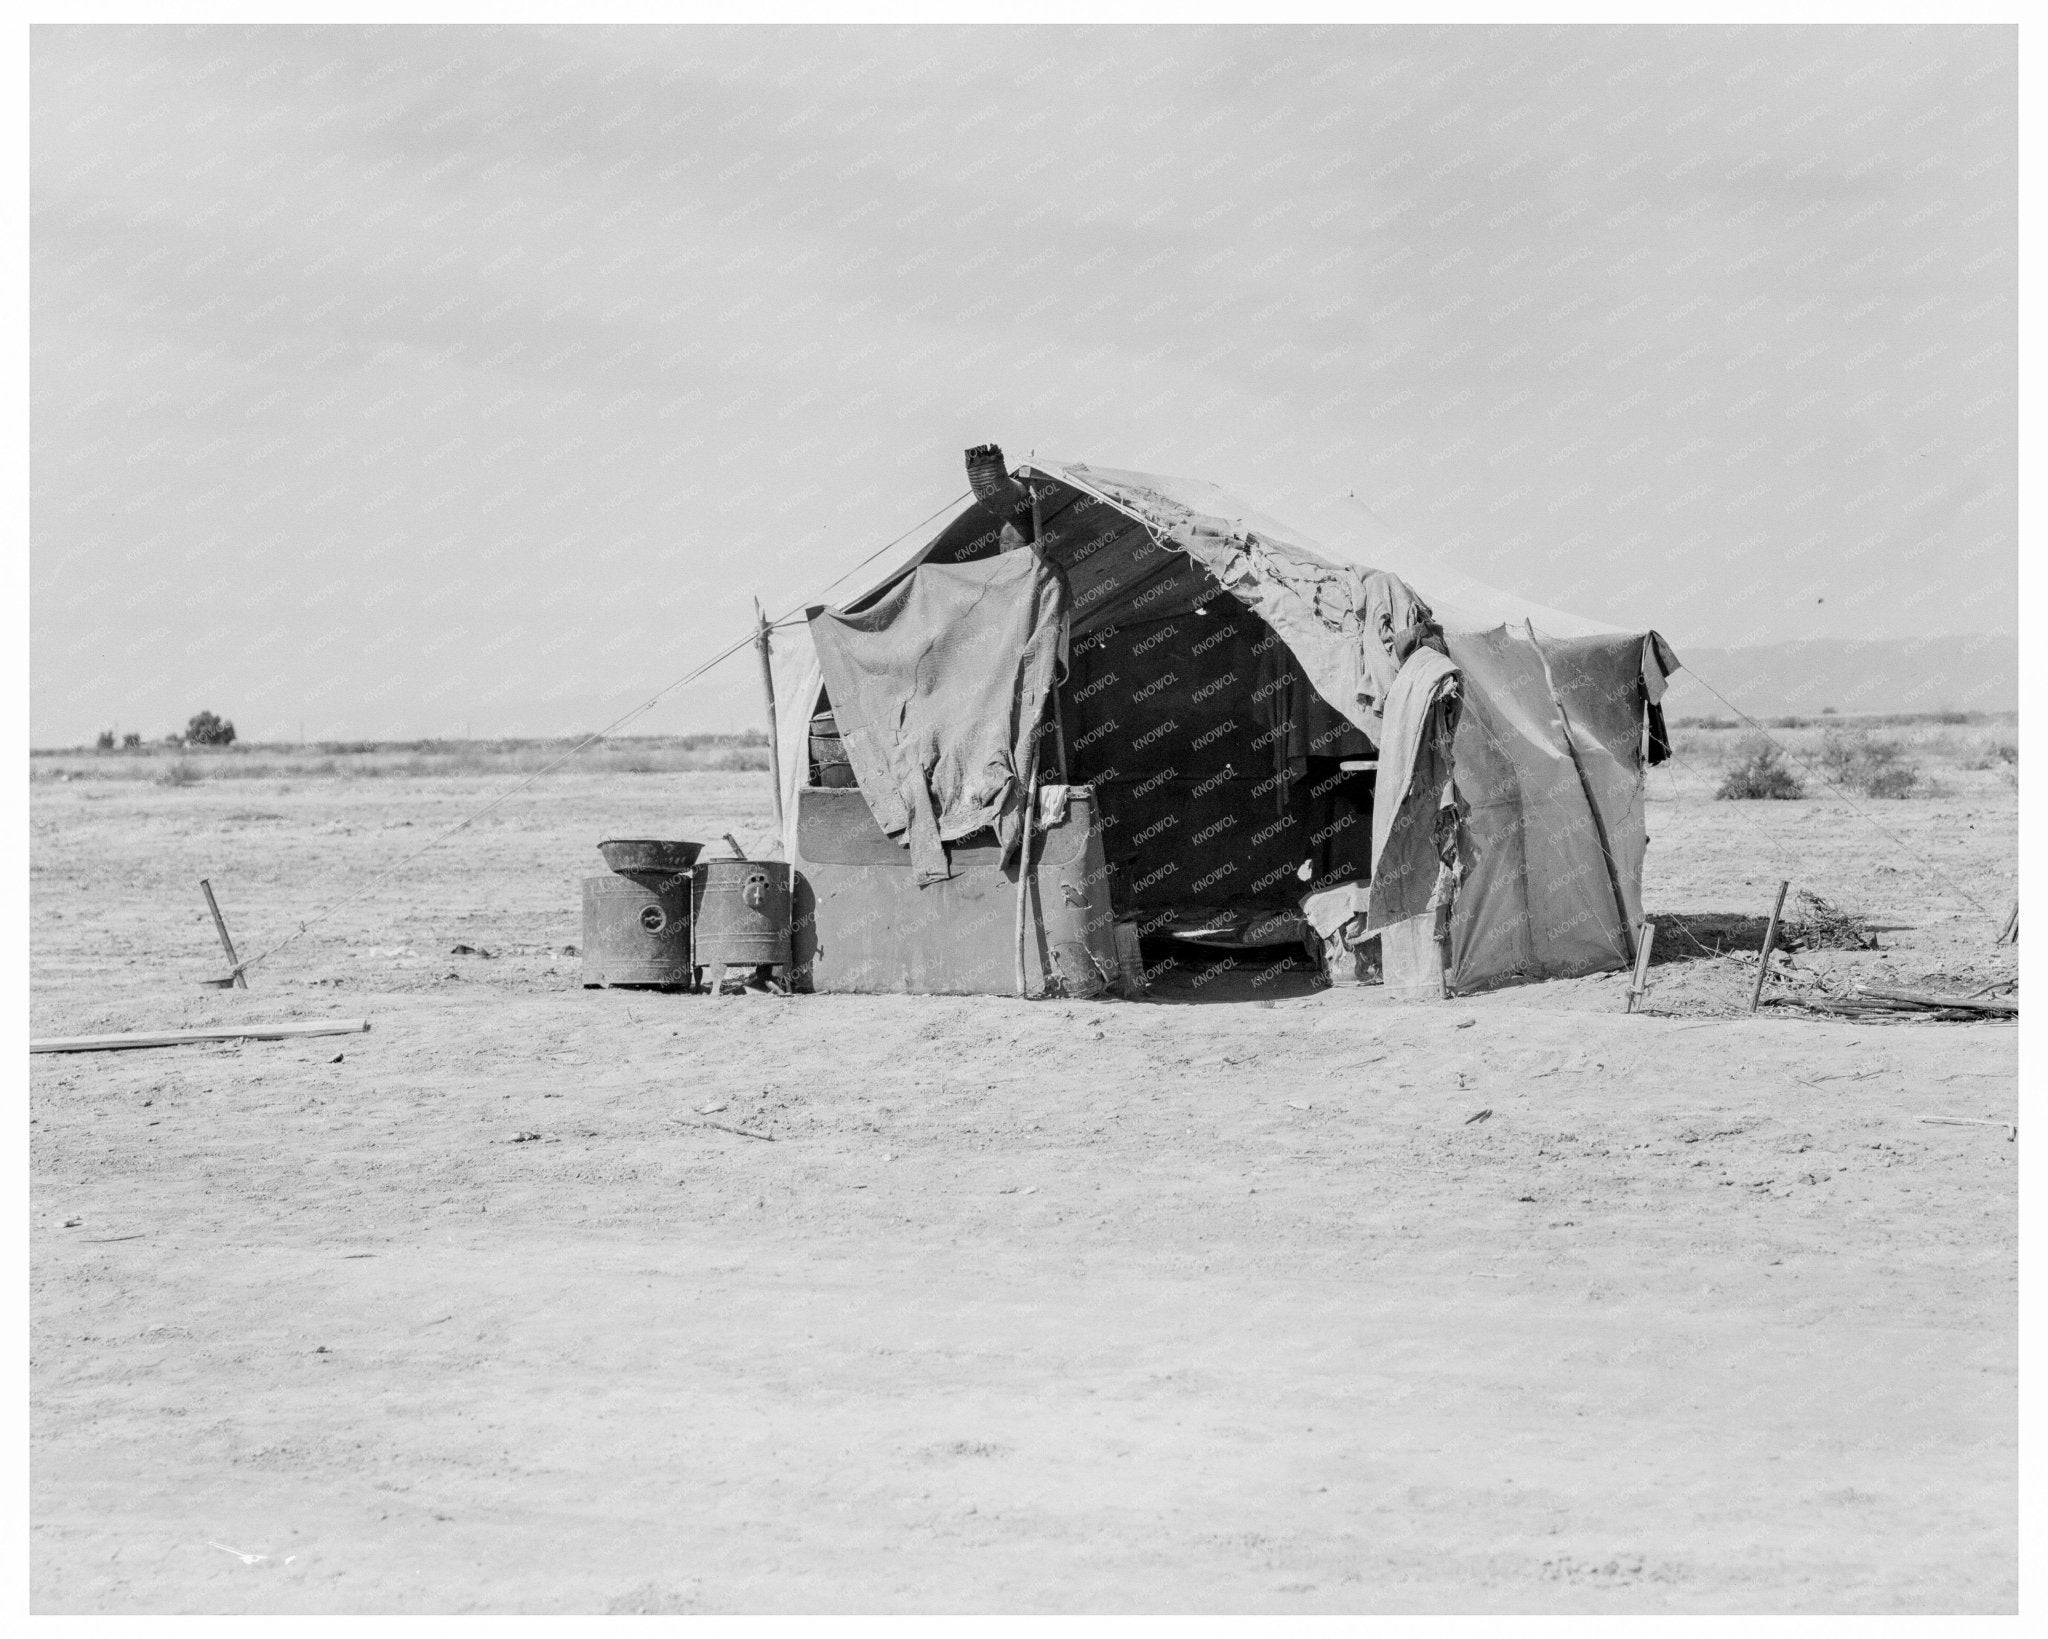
xmin=1857 ymin=986 xmax=2018 ymax=1015
xmin=30 ymin=1020 xmax=372 ymax=1055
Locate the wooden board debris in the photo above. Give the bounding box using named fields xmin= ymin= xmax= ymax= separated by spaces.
xmin=31 ymin=1020 xmax=372 ymax=1055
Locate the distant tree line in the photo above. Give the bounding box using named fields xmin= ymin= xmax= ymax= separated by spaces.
xmin=87 ymin=717 xmax=768 ymax=750
xmin=94 ymin=711 xmax=236 ymax=750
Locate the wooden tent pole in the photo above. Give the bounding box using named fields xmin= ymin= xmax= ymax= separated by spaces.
xmin=1013 ymin=720 xmax=1043 ymax=999
xmin=1013 ymin=480 xmax=1051 ymax=997
xmin=752 ymin=598 xmax=785 ymax=835
xmin=1028 ymin=483 xmax=1070 ymax=781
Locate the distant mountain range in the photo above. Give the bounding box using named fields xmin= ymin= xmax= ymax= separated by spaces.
xmin=1659 ymin=634 xmax=2017 ymax=720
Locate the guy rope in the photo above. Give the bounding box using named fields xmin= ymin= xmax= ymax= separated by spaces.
xmin=214 ymin=492 xmax=969 ymax=983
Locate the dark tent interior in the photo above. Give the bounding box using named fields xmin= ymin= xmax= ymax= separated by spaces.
xmin=809 ymin=465 xmax=1385 ymax=958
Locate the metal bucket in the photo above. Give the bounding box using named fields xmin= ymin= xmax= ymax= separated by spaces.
xmin=809 ymin=711 xmax=858 ymax=789
xmin=693 ymin=858 xmax=792 ymax=968
xmin=582 ymin=874 xmax=693 ymax=987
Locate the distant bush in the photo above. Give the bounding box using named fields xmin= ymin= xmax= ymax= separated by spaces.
xmin=121 ymin=731 xmax=142 ymax=749
xmin=95 ymin=730 xmax=115 ymax=750
xmin=1820 ymin=727 xmax=1919 ymax=799
xmin=1862 ymin=764 xmax=1918 ymax=799
xmin=185 ymin=710 xmax=236 ymax=747
xmin=1961 ymin=736 xmax=2018 ymax=772
xmin=154 ymin=760 xmax=201 ymax=787
xmin=1716 ymin=739 xmax=1804 ymax=800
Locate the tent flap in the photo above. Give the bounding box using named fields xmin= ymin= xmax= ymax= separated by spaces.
xmin=808 ymin=550 xmax=1067 ymax=886
xmin=1365 ymin=648 xmax=1462 ymax=934
xmin=1441 ymin=626 xmax=1643 ymax=992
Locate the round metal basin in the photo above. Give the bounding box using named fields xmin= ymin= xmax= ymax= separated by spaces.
xmin=597 ymin=839 xmax=704 ymax=879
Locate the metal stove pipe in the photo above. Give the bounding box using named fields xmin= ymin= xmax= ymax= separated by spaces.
xmin=965 ymin=443 xmax=1034 ymax=542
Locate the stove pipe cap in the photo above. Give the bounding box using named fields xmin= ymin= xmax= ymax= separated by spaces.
xmin=965 ymin=443 xmax=1031 ymax=518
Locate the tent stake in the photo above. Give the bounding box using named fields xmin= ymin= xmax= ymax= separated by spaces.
xmin=1625 ymin=919 xmax=1656 ymax=1013
xmin=1750 ymin=881 xmax=1790 ymax=1013
xmin=198 ymin=878 xmax=248 ymax=988
xmin=752 ymin=598 xmax=785 ymax=835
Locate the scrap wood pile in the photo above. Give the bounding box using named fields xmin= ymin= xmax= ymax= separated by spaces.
xmin=1771 ymin=984 xmax=2017 ymax=1022
xmin=1727 ymin=888 xmax=2019 ymax=1023
xmin=1759 ymin=963 xmax=2017 ymax=1022
xmin=1785 ymin=890 xmax=1880 ymax=952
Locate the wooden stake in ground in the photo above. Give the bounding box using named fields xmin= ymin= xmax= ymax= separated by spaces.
xmin=1625 ymin=919 xmax=1657 ymax=1013
xmin=31 ymin=1019 xmax=371 ymax=1055
xmin=1750 ymin=880 xmax=1790 ymax=1014
xmin=198 ymin=878 xmax=248 ymax=988
xmin=1997 ymin=901 xmax=2018 ymax=944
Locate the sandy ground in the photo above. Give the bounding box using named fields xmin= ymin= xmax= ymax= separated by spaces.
xmin=29 ymin=764 xmax=2017 ymax=1613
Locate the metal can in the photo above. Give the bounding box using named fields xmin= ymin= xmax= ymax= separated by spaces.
xmin=581 ymin=873 xmax=693 ymax=987
xmin=692 ymin=858 xmax=792 ymax=968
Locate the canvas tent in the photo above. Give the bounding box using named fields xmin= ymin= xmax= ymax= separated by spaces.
xmin=780 ymin=450 xmax=1679 ymax=998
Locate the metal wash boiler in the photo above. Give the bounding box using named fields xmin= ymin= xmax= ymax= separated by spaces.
xmin=580 ymin=839 xmax=701 ymax=988
xmin=692 ymin=857 xmax=793 ymax=991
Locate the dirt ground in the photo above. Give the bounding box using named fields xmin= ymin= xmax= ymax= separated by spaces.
xmin=29 ymin=758 xmax=2018 ymax=1613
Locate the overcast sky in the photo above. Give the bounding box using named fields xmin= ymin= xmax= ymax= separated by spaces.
xmin=31 ymin=23 xmax=2015 ymax=743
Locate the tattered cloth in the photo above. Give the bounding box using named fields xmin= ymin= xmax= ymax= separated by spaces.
xmin=1042 ymin=465 xmax=1434 ymax=736
xmin=808 ymin=550 xmax=1068 ymax=886
xmin=1302 ymin=880 xmax=1372 ymax=944
xmin=1365 ymin=647 xmax=1463 ymax=933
